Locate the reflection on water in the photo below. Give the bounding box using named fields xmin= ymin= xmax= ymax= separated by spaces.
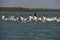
xmin=0 ymin=12 xmax=60 ymax=40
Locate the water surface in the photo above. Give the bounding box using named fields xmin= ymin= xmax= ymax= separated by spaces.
xmin=0 ymin=11 xmax=60 ymax=40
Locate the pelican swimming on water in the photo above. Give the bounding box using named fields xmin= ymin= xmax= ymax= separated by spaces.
xmin=17 ymin=15 xmax=24 ymax=21
xmin=2 ymin=15 xmax=5 ymax=20
xmin=8 ymin=16 xmax=17 ymax=21
xmin=42 ymin=16 xmax=46 ymax=22
xmin=33 ymin=12 xmax=38 ymax=21
xmin=28 ymin=14 xmax=34 ymax=21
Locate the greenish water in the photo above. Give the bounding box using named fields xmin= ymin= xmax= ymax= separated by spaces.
xmin=0 ymin=11 xmax=60 ymax=40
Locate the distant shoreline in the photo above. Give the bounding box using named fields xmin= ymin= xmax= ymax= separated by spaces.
xmin=0 ymin=7 xmax=60 ymax=12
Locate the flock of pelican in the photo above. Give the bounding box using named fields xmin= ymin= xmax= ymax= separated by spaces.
xmin=2 ymin=14 xmax=60 ymax=22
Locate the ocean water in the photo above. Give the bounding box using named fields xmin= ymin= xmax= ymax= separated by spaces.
xmin=0 ymin=11 xmax=60 ymax=40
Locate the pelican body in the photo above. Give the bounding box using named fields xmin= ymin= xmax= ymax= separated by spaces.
xmin=8 ymin=16 xmax=16 ymax=21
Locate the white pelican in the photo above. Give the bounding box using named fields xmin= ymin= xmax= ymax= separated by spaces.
xmin=16 ymin=17 xmax=19 ymax=21
xmin=46 ymin=18 xmax=53 ymax=21
xmin=33 ymin=16 xmax=38 ymax=21
xmin=19 ymin=17 xmax=24 ymax=21
xmin=17 ymin=16 xmax=24 ymax=21
xmin=8 ymin=16 xmax=16 ymax=21
xmin=2 ymin=15 xmax=5 ymax=20
xmin=43 ymin=16 xmax=46 ymax=20
xmin=4 ymin=18 xmax=8 ymax=21
xmin=28 ymin=16 xmax=33 ymax=21
xmin=38 ymin=17 xmax=42 ymax=21
xmin=42 ymin=16 xmax=46 ymax=22
xmin=33 ymin=12 xmax=38 ymax=21
xmin=56 ymin=18 xmax=60 ymax=22
xmin=53 ymin=17 xmax=57 ymax=20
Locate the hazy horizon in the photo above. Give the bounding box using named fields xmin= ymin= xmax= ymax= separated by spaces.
xmin=0 ymin=0 xmax=60 ymax=9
